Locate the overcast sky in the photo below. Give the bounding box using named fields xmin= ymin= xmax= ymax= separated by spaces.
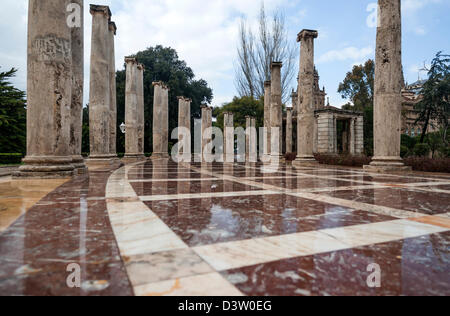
xmin=1 ymin=0 xmax=449 ymax=108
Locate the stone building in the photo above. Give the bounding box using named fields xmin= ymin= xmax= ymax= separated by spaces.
xmin=289 ymin=68 xmax=364 ymax=155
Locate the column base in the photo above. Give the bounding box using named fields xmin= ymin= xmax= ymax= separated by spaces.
xmin=122 ymin=154 xmax=147 ymax=164
xmin=151 ymin=153 xmax=170 ymax=160
xmin=364 ymin=157 xmax=412 ymax=173
xmin=72 ymin=155 xmax=87 ymax=175
xmin=85 ymin=155 xmax=123 ymax=171
xmin=293 ymin=156 xmax=319 ymax=168
xmin=14 ymin=156 xmax=75 ymax=179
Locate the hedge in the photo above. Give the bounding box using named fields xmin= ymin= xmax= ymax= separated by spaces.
xmin=0 ymin=153 xmax=23 ymax=165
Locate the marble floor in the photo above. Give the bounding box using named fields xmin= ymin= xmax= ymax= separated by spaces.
xmin=0 ymin=161 xmax=449 ymax=296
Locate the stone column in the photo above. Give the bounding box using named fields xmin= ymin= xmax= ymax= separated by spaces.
xmin=264 ymin=81 xmax=271 ymax=156
xmin=17 ymin=0 xmax=75 ymax=178
xmin=201 ymin=106 xmax=212 ymax=163
xmin=108 ymin=21 xmax=119 ymax=161
xmin=86 ymin=5 xmax=112 ymax=167
xmin=270 ymin=62 xmax=283 ymax=160
xmin=124 ymin=58 xmax=144 ymax=162
xmin=245 ymin=116 xmax=251 ymax=162
xmin=286 ymin=108 xmax=293 ymax=154
xmin=151 ymin=82 xmax=170 ymax=159
xmin=365 ymin=0 xmax=410 ymax=172
xmin=224 ymin=112 xmax=234 ymax=163
xmin=350 ymin=118 xmax=356 ymax=155
xmin=250 ymin=117 xmax=257 ymax=163
xmin=137 ymin=64 xmax=145 ymax=157
xmin=294 ymin=29 xmax=319 ymax=167
xmin=68 ymin=0 xmax=86 ymax=175
xmin=178 ymin=97 xmax=191 ymax=159
xmin=355 ymin=116 xmax=364 ymax=154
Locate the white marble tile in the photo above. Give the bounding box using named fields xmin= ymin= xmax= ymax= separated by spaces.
xmin=193 ymin=231 xmax=349 ymax=271
xmin=134 ymin=272 xmax=243 ymax=296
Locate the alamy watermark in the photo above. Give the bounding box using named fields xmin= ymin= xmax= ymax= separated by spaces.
xmin=66 ymin=3 xmax=81 ymax=28
xmin=366 ymin=263 xmax=381 ymax=288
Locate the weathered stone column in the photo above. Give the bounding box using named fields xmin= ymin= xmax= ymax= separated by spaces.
xmin=294 ymin=29 xmax=319 ymax=167
xmin=270 ymin=62 xmax=283 ymax=160
xmin=69 ymin=0 xmax=86 ymax=175
xmin=87 ymin=5 xmax=112 ymax=167
xmin=177 ymin=97 xmax=192 ymax=160
xmin=17 ymin=0 xmax=75 ymax=178
xmin=124 ymin=58 xmax=144 ymax=162
xmin=264 ymin=81 xmax=272 ymax=156
xmin=137 ymin=64 xmax=145 ymax=157
xmin=350 ymin=118 xmax=356 ymax=155
xmin=365 ymin=0 xmax=410 ymax=172
xmin=108 ymin=21 xmax=118 ymax=160
xmin=245 ymin=116 xmax=251 ymax=162
xmin=224 ymin=112 xmax=234 ymax=163
xmin=286 ymin=108 xmax=293 ymax=153
xmin=250 ymin=117 xmax=257 ymax=162
xmin=152 ymin=82 xmax=170 ymax=159
xmin=201 ymin=106 xmax=212 ymax=163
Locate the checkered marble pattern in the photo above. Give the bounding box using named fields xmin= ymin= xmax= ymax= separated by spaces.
xmin=106 ymin=161 xmax=450 ymax=296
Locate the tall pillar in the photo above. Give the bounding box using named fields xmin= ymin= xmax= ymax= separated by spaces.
xmin=270 ymin=62 xmax=283 ymax=160
xmin=201 ymin=106 xmax=212 ymax=163
xmin=350 ymin=118 xmax=356 ymax=155
xmin=178 ymin=97 xmax=192 ymax=159
xmin=137 ymin=64 xmax=145 ymax=157
xmin=286 ymin=108 xmax=293 ymax=154
xmin=294 ymin=29 xmax=319 ymax=167
xmin=87 ymin=5 xmax=112 ymax=167
xmin=68 ymin=0 xmax=86 ymax=175
xmin=245 ymin=116 xmax=251 ymax=162
xmin=124 ymin=58 xmax=144 ymax=162
xmin=17 ymin=0 xmax=75 ymax=178
xmin=365 ymin=0 xmax=410 ymax=172
xmin=108 ymin=21 xmax=118 ymax=160
xmin=264 ymin=81 xmax=271 ymax=156
xmin=250 ymin=117 xmax=257 ymax=163
xmin=151 ymin=82 xmax=170 ymax=159
xmin=224 ymin=112 xmax=234 ymax=163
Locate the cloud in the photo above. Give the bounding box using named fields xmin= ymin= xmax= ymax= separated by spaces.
xmin=403 ymin=0 xmax=442 ymax=13
xmin=317 ymin=46 xmax=373 ymax=64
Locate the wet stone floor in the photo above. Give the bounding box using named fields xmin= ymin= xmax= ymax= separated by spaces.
xmin=0 ymin=161 xmax=449 ymax=296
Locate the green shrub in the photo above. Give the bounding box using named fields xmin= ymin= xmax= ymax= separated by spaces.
xmin=400 ymin=145 xmax=409 ymax=158
xmin=401 ymin=134 xmax=417 ymax=151
xmin=0 ymin=153 xmax=23 ymax=165
xmin=404 ymin=157 xmax=450 ymax=173
xmin=413 ymin=143 xmax=431 ymax=157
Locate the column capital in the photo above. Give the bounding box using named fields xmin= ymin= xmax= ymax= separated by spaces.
xmin=270 ymin=61 xmax=283 ymax=70
xmin=264 ymin=81 xmax=272 ymax=87
xmin=109 ymin=21 xmax=117 ymax=35
xmin=297 ymin=29 xmax=318 ymax=42
xmin=90 ymin=5 xmax=111 ymax=19
xmin=137 ymin=63 xmax=145 ymax=71
xmin=287 ymin=107 xmax=293 ymax=113
xmin=125 ymin=57 xmax=137 ymax=64
xmin=152 ymin=81 xmax=164 ymax=87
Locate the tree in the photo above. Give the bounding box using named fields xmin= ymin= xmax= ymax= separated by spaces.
xmin=0 ymin=67 xmax=26 ymax=154
xmin=338 ymin=59 xmax=374 ymax=111
xmin=414 ymin=51 xmax=450 ymax=144
xmin=338 ymin=60 xmax=375 ymax=156
xmin=213 ymin=96 xmax=264 ymax=130
xmin=235 ymin=4 xmax=297 ymax=103
xmin=115 ymin=46 xmax=213 ymax=154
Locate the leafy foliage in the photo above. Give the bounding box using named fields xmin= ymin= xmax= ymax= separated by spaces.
xmin=414 ymin=51 xmax=450 ymax=144
xmin=212 ymin=96 xmax=264 ymax=130
xmin=0 ymin=68 xmax=26 ymax=154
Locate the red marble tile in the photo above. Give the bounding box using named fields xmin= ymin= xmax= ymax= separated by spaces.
xmin=145 ymin=194 xmax=395 ymax=247
xmin=221 ymin=232 xmax=450 ymax=296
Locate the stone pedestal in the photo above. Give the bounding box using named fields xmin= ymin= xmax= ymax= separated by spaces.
xmin=151 ymin=82 xmax=170 ymax=159
xmin=286 ymin=108 xmax=293 ymax=154
xmin=16 ymin=0 xmax=75 ymax=178
xmin=86 ymin=5 xmax=115 ymax=169
xmin=123 ymin=58 xmax=145 ymax=163
xmin=224 ymin=112 xmax=234 ymax=163
xmin=263 ymin=81 xmax=271 ymax=157
xmin=270 ymin=62 xmax=283 ymax=160
xmin=364 ymin=0 xmax=410 ymax=172
xmin=294 ymin=29 xmax=319 ymax=167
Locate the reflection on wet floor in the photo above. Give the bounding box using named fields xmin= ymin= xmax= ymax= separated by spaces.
xmin=0 ymin=160 xmax=449 ymax=296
